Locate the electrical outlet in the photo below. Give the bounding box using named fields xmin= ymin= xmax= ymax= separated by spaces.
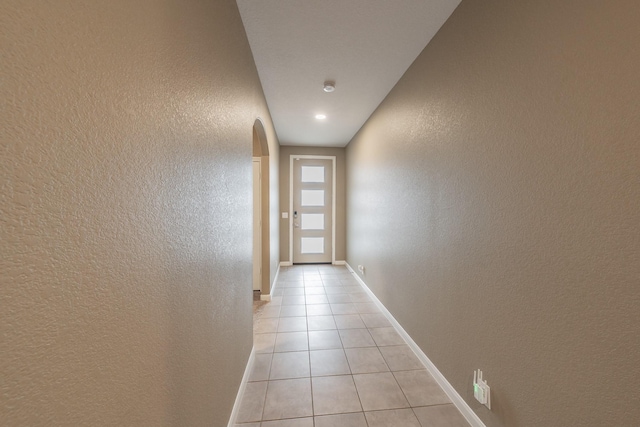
xmin=357 ymin=265 xmax=365 ymax=274
xmin=473 ymin=369 xmax=491 ymax=409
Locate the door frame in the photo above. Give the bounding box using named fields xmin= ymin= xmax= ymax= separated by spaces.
xmin=252 ymin=157 xmax=262 ymax=291
xmin=289 ymin=155 xmax=336 ymax=264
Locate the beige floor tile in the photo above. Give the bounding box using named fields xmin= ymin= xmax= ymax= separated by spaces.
xmin=360 ymin=313 xmax=391 ymax=328
xmin=369 ymin=327 xmax=405 ymax=346
xmin=353 ymin=372 xmax=410 ymax=411
xmin=305 ymin=287 xmax=326 ymax=295
xmin=283 ymin=287 xmax=305 ymax=296
xmin=260 ymin=305 xmax=282 ymax=318
xmin=412 ymin=405 xmax=470 ymax=427
xmin=393 ymin=370 xmax=451 ymax=407
xmin=365 ymin=408 xmax=422 ymax=427
xmin=340 ymin=280 xmax=360 ymax=287
xmin=311 ymin=375 xmax=362 ymax=415
xmin=309 ymin=330 xmax=343 ymax=350
xmin=282 ymin=295 xmax=306 ymax=305
xmin=345 ymin=347 xmax=390 ymax=374
xmin=270 ymin=351 xmax=310 ymax=380
xmin=327 ymin=294 xmax=352 ymax=303
xmin=334 ymin=314 xmax=366 ymax=330
xmin=304 ymin=279 xmax=324 ymax=288
xmin=349 ymin=293 xmax=373 ymax=303
xmin=261 ymin=418 xmax=314 ymax=427
xmin=324 ymin=286 xmax=349 ymax=294
xmin=274 ymin=332 xmax=309 ymax=352
xmin=379 ymin=345 xmax=424 ymax=371
xmin=353 ymin=302 xmax=380 ymax=314
xmin=339 ymin=329 xmax=376 ymax=348
xmin=249 ymin=353 xmax=272 ymax=382
xmin=263 ymin=378 xmax=313 ymax=421
xmin=344 ymin=286 xmax=364 ymax=294
xmin=321 ymin=279 xmax=343 ymax=287
xmin=331 ymin=303 xmax=359 ymax=315
xmin=255 ymin=333 xmax=277 ymax=354
xmin=254 ymin=318 xmax=279 ymax=334
xmin=235 ymin=423 xmax=260 ymax=427
xmin=277 ymin=316 xmax=307 ymax=332
xmin=306 ymin=295 xmax=329 ymax=305
xmin=310 ymin=349 xmax=351 ymax=376
xmin=236 ymin=381 xmax=267 ymax=423
xmin=306 ymin=304 xmax=333 ymax=316
xmin=307 ymin=315 xmax=337 ymax=331
xmin=280 ymin=305 xmax=307 ymax=318
xmin=281 ymin=281 xmax=304 ymax=288
xmin=270 ymin=296 xmax=283 ymax=305
xmin=314 ymin=412 xmax=368 ymax=427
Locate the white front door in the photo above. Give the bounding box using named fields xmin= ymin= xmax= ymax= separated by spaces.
xmin=252 ymin=159 xmax=261 ymax=291
xmin=292 ymin=158 xmax=333 ymax=264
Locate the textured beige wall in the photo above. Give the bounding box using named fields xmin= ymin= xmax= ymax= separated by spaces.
xmin=1 ymin=1 xmax=278 ymax=426
xmin=346 ymin=1 xmax=640 ymax=426
xmin=279 ymin=146 xmax=346 ymax=263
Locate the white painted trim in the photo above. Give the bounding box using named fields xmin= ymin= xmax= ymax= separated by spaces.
xmin=252 ymin=158 xmax=262 ymax=293
xmin=345 ymin=263 xmax=486 ymax=427
xmin=289 ymin=155 xmax=293 ymax=263
xmin=227 ymin=347 xmax=256 ymax=427
xmin=289 ymin=155 xmax=337 ymax=264
xmin=279 ymin=261 xmax=292 ymax=267
xmin=260 ymin=294 xmax=271 ymax=302
xmin=333 ymin=260 xmax=346 ymax=265
xmin=267 ymin=263 xmax=281 ymax=299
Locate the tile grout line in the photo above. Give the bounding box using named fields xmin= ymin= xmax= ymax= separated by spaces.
xmin=305 ymin=278 xmax=316 ymax=423
xmin=256 ymin=266 xmax=426 ymax=427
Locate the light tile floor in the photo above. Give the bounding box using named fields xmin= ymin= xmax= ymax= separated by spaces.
xmin=237 ymin=265 xmax=470 ymax=427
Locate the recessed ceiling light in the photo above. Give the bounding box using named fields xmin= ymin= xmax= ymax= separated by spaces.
xmin=315 ymin=114 xmax=327 ymax=120
xmin=323 ymin=81 xmax=336 ymax=93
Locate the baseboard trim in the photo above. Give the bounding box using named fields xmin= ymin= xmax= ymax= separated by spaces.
xmin=279 ymin=261 xmax=292 ymax=267
xmin=345 ymin=263 xmax=485 ymax=427
xmin=227 ymin=346 xmax=256 ymax=427
xmin=263 ymin=263 xmax=281 ymax=300
xmin=333 ymin=260 xmax=347 ymax=265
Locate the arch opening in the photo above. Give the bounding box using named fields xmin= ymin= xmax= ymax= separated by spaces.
xmin=252 ymin=119 xmax=271 ymax=297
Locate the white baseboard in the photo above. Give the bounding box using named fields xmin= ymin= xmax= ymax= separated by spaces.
xmin=279 ymin=261 xmax=292 ymax=267
xmin=264 ymin=263 xmax=281 ymax=299
xmin=345 ymin=263 xmax=485 ymax=427
xmin=333 ymin=260 xmax=346 ymax=265
xmin=227 ymin=346 xmax=256 ymax=427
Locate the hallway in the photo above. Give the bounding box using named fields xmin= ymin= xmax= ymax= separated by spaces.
xmin=236 ymin=265 xmax=469 ymax=427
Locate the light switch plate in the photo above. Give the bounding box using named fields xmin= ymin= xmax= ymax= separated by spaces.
xmin=282 ymin=212 xmax=289 ymax=219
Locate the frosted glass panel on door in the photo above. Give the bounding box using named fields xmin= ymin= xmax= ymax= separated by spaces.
xmin=301 ymin=214 xmax=324 ymax=230
xmin=301 ymin=190 xmax=324 ymax=206
xmin=301 ymin=237 xmax=324 ymax=254
xmin=301 ymin=166 xmax=325 ymax=183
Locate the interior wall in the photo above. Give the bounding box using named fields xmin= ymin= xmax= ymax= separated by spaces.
xmin=0 ymin=1 xmax=278 ymax=426
xmin=346 ymin=1 xmax=640 ymax=426
xmin=279 ymin=146 xmax=347 ymax=263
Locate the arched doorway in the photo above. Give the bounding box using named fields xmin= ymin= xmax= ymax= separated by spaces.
xmin=252 ymin=119 xmax=271 ymax=299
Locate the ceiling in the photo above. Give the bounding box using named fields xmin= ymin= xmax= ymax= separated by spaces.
xmin=236 ymin=0 xmax=461 ymax=147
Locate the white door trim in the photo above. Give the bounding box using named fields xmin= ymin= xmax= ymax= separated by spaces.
xmin=289 ymin=155 xmax=336 ymax=264
xmin=252 ymin=158 xmax=262 ymax=291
